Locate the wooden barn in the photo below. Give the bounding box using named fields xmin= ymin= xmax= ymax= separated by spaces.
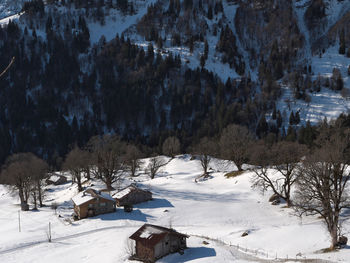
xmin=129 ymin=224 xmax=188 ymax=262
xmin=112 ymin=185 xmax=152 ymax=207
xmin=46 ymin=173 xmax=67 ymax=185
xmin=72 ymin=188 xmax=116 ymax=219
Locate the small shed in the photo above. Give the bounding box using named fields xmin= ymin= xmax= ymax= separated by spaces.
xmin=112 ymin=185 xmax=152 ymax=207
xmin=46 ymin=173 xmax=67 ymax=185
xmin=129 ymin=224 xmax=188 ymax=262
xmin=72 ymin=188 xmax=116 ymax=219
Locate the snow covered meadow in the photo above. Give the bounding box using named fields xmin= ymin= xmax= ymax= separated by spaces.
xmin=0 ymin=155 xmax=349 ymax=263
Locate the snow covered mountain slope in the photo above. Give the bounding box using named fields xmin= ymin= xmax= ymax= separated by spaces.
xmin=0 ymin=156 xmax=349 ymax=262
xmin=0 ymin=0 xmax=26 ymax=19
xmin=2 ymin=0 xmax=350 ymax=163
xmin=272 ymin=0 xmax=350 ymax=127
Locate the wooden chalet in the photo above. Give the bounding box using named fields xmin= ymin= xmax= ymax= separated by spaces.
xmin=129 ymin=224 xmax=188 ymax=262
xmin=46 ymin=173 xmax=67 ymax=185
xmin=72 ymin=188 xmax=116 ymax=219
xmin=112 ymin=185 xmax=152 ymax=207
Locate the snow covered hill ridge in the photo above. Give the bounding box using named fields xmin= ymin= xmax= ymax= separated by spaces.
xmin=0 ymin=155 xmax=348 ymax=263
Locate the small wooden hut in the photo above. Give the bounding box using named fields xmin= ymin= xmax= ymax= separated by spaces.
xmin=112 ymin=185 xmax=152 ymax=207
xmin=129 ymin=224 xmax=188 ymax=262
xmin=72 ymin=188 xmax=116 ymax=219
xmin=46 ymin=173 xmax=67 ymax=185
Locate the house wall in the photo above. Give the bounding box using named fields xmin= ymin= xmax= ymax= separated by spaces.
xmin=154 ymin=234 xmax=186 ymax=260
xmin=118 ymin=191 xmax=152 ymax=206
xmin=154 ymin=237 xmax=170 ymax=259
xmin=75 ymin=198 xmax=115 ymax=219
xmin=136 ymin=242 xmax=154 ymax=262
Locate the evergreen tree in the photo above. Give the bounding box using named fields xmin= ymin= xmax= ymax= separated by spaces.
xmin=339 ymin=28 xmax=346 ymax=55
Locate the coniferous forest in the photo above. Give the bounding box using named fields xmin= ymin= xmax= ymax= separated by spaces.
xmin=0 ymin=0 xmax=350 ymax=168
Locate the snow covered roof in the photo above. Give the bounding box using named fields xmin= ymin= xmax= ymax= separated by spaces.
xmin=72 ymin=192 xmax=95 ymax=206
xmin=72 ymin=188 xmax=115 ymax=206
xmin=112 ymin=185 xmax=151 ymax=200
xmin=98 ymin=191 xmax=115 ymax=202
xmin=46 ymin=173 xmax=67 ymax=185
xmin=48 ymin=175 xmax=62 ymax=183
xmin=139 ymin=226 xmax=163 ymax=238
xmin=112 ymin=186 xmax=134 ymax=199
xmin=129 ymin=224 xmax=188 ymax=248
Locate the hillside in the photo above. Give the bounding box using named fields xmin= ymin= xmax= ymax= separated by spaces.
xmin=0 ymin=0 xmax=26 ymax=19
xmin=0 ymin=0 xmax=350 ymax=164
xmin=0 ymin=155 xmax=348 ymax=262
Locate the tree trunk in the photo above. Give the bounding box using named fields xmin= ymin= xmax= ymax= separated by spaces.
xmin=37 ymin=181 xmax=43 ymax=207
xmin=330 ymin=223 xmax=338 ymax=250
xmin=105 ymin=176 xmax=113 ymax=190
xmin=24 ymin=188 xmax=30 ymax=203
xmin=150 ymin=170 xmax=156 ymax=179
xmin=77 ymin=177 xmax=83 ymax=192
xmin=202 ymin=155 xmax=209 ymax=176
xmin=85 ymin=168 xmax=90 ymax=180
xmin=18 ymin=187 xmax=28 ymax=211
xmin=236 ymin=163 xmax=242 ymax=171
xmin=131 ymin=161 xmax=136 ymax=177
xmin=33 ymin=191 xmax=37 ymax=210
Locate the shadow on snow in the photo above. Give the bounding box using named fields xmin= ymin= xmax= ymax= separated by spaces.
xmin=89 ymin=208 xmax=154 ymax=222
xmin=159 ymin=247 xmax=216 ymax=262
xmin=135 ymin=198 xmax=174 ymax=209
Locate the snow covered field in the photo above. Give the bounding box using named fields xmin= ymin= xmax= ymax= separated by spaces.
xmin=0 ymin=155 xmax=348 ymax=262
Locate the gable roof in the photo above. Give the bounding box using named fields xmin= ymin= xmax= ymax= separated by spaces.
xmin=112 ymin=185 xmax=151 ymax=200
xmin=47 ymin=173 xmax=66 ymax=183
xmin=129 ymin=224 xmax=188 ymax=248
xmin=72 ymin=188 xmax=115 ymax=206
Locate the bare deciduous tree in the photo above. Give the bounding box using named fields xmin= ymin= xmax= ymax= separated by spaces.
xmin=0 ymin=57 xmax=15 ymax=78
xmin=162 ymin=136 xmax=181 ymax=158
xmin=250 ymin=141 xmax=274 ymax=191
xmin=251 ymin=141 xmax=306 ymax=207
xmin=87 ymin=135 xmax=126 ymax=190
xmin=220 ymin=124 xmax=253 ymax=171
xmin=63 ymin=146 xmax=90 ymax=192
xmin=192 ymin=137 xmax=217 ymax=180
xmin=1 ymin=153 xmax=47 ymax=210
xmin=125 ymin=144 xmax=143 ymax=177
xmin=147 ymin=156 xmax=167 ymax=179
xmin=29 ymin=157 xmax=48 ymax=209
xmin=294 ymin=129 xmax=350 ymax=250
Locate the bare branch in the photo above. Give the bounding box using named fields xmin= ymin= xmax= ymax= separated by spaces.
xmin=0 ymin=57 xmax=15 ymax=78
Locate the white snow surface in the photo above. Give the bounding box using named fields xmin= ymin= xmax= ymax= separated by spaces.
xmin=275 ymin=0 xmax=350 ymax=126
xmin=139 ymin=225 xmax=163 ymax=238
xmin=88 ymin=0 xmax=158 ymax=44
xmin=276 ymin=45 xmax=350 ymax=127
xmin=0 ymin=0 xmax=26 ymax=19
xmin=0 ymin=155 xmax=348 ymax=262
xmin=0 ymin=12 xmax=21 ymax=27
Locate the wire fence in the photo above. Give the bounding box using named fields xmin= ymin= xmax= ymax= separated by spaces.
xmin=0 ymin=207 xmax=338 ymax=262
xmin=185 ymin=233 xmax=335 ymax=263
